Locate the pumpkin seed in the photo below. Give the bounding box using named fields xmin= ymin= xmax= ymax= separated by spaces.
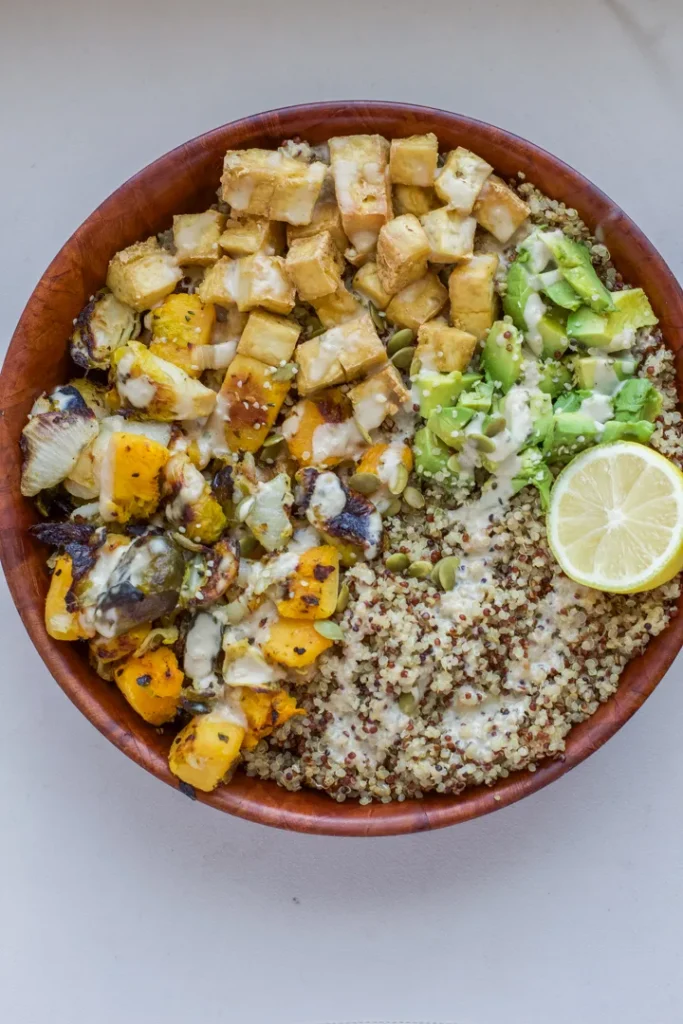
xmin=238 ymin=534 xmax=259 ymax=558
xmin=384 ymin=498 xmax=402 ymax=516
xmin=385 ymin=552 xmax=409 ymax=572
xmin=348 ymin=471 xmax=380 ymax=495
xmin=484 ymin=413 xmax=507 ymax=437
xmin=314 ymin=620 xmax=344 ymax=641
xmin=408 ymin=559 xmax=432 ymax=579
xmin=353 ymin=415 xmax=373 ymax=444
xmin=307 ymin=325 xmax=326 ymax=339
xmin=335 ymin=582 xmax=350 ymax=613
xmin=388 ymin=463 xmax=409 ymax=496
xmin=391 ymin=346 xmax=416 ymax=370
xmin=468 ymin=432 xmax=497 ymax=453
xmin=369 ymin=303 xmax=386 ymax=333
xmin=410 ymin=356 xmax=422 ymax=376
xmin=386 ymin=328 xmax=415 ymax=356
xmin=429 ymin=562 xmax=442 ymax=585
xmin=272 ymin=361 xmax=298 ymax=382
xmin=262 ymin=432 xmax=284 ymax=448
xmin=398 ymin=692 xmax=417 ymax=715
xmin=225 ymin=598 xmax=248 ymax=625
xmin=438 ymin=555 xmax=461 ymax=591
xmin=236 ymin=497 xmax=255 ymax=521
xmin=447 ymin=455 xmax=461 ymax=473
xmin=172 ymin=532 xmax=206 ymax=552
xmin=403 ymin=485 xmax=425 ymax=509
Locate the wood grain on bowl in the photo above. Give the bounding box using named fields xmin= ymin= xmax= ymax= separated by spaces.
xmin=1 ymin=101 xmax=682 ymax=836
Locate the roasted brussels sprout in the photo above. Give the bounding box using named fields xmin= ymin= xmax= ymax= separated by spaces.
xmin=71 ymin=289 xmax=140 ymax=370
xmin=93 ymin=533 xmax=184 ymax=637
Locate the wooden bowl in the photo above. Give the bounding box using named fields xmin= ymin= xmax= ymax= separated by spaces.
xmin=2 ymin=102 xmax=682 ymax=836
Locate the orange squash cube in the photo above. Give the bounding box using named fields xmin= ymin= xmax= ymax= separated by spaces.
xmin=263 ymin=617 xmax=333 ymax=669
xmin=276 ymin=545 xmax=340 ymax=620
xmin=114 ymin=647 xmax=184 ymax=726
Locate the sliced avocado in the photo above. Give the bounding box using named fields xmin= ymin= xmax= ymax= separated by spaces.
xmin=613 ymin=379 xmax=663 ymax=422
xmin=537 ymin=359 xmax=573 ymax=398
xmin=543 ymin=411 xmax=599 ymax=461
xmin=567 ymin=307 xmax=611 ymax=347
xmin=541 ymin=231 xmax=615 ymax=313
xmin=413 ymin=427 xmax=455 ymax=481
xmin=511 ymin=447 xmax=554 ymax=509
xmin=537 ymin=309 xmax=570 ymax=359
xmin=607 ymin=289 xmax=658 ymax=348
xmin=415 ymin=371 xmax=480 ymax=418
xmin=503 ymin=261 xmax=536 ymax=332
xmin=527 ymin=391 xmax=553 ymax=446
xmin=457 ymin=381 xmax=495 ymax=414
xmin=538 ymin=270 xmax=582 ymax=311
xmin=427 ymin=407 xmax=475 ymax=449
xmin=517 ymin=229 xmax=553 ymax=273
xmin=573 ymin=355 xmax=637 ymax=392
xmin=554 ymin=389 xmax=591 ymax=414
xmin=482 ymin=322 xmax=523 ymax=394
xmin=601 ymin=420 xmax=655 ymax=444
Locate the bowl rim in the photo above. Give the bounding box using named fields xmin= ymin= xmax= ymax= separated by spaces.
xmin=2 ymin=100 xmax=683 ymax=837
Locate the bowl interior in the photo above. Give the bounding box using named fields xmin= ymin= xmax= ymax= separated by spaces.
xmin=2 ymin=101 xmax=683 ymax=836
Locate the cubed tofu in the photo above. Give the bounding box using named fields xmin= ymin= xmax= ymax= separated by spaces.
xmin=328 ymin=134 xmax=392 ymax=254
xmin=353 ymin=261 xmax=393 ymax=310
xmin=219 ymin=354 xmax=291 ymax=451
xmin=106 ymin=237 xmax=182 ymax=312
xmin=376 ymin=214 xmax=431 ymax=295
xmin=149 ymin=293 xmax=216 ymax=377
xmin=263 ymin=616 xmax=333 ymax=669
xmin=385 ymin=271 xmax=448 ymax=330
xmin=99 ymin=432 xmax=169 ymax=523
xmin=448 ymin=254 xmax=499 ymax=340
xmin=276 ymin=545 xmax=340 ymax=620
xmin=197 ymin=257 xmax=239 ymax=306
xmin=348 ymin=364 xmax=411 ymax=432
xmin=282 ymin=388 xmax=352 ymax=467
xmin=114 ymin=647 xmax=183 ymax=726
xmin=221 ymin=148 xmax=326 ymax=225
xmin=113 ymin=341 xmax=217 ymax=421
xmin=415 ymin=320 xmax=477 ymax=373
xmin=311 ymin=283 xmax=363 ymax=328
xmin=474 ymin=175 xmax=530 ymax=243
xmin=169 ymin=712 xmax=245 ymax=792
xmin=237 ymin=310 xmax=301 ymax=366
xmin=296 ymin=313 xmax=387 ymax=395
xmin=172 ymin=210 xmax=225 ymax=265
xmin=420 ymin=208 xmax=477 ymax=263
xmin=232 ymin=253 xmax=296 ymax=314
xmin=286 ymin=176 xmax=348 ymax=253
xmin=285 ymin=230 xmax=344 ymax=301
xmin=389 ymin=133 xmax=438 ymax=187
xmin=434 ymin=147 xmax=493 ymax=214
xmin=218 ymin=216 xmax=285 ymax=257
xmin=393 ymin=184 xmax=439 ymax=218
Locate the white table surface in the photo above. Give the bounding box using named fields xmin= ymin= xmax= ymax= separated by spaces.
xmin=2 ymin=1 xmax=683 ymax=1021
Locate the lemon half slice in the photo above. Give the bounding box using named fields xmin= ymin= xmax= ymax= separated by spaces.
xmin=547 ymin=442 xmax=683 ymax=593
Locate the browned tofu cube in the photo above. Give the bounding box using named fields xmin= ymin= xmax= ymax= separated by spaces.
xmin=393 ymin=184 xmax=439 ymax=219
xmin=376 ymin=215 xmax=430 ymax=295
xmin=232 ymin=254 xmax=296 ymax=314
xmin=237 ymin=310 xmax=301 ymax=366
xmin=219 ymin=216 xmax=285 ymax=257
xmin=348 ymin=364 xmax=410 ymax=432
xmin=286 ymin=174 xmax=348 ymax=253
xmin=173 ymin=210 xmax=226 ymax=265
xmin=389 ymin=134 xmax=438 ymax=187
xmin=415 ymin=320 xmax=477 ymax=372
xmin=285 ymin=230 xmax=344 ymax=301
xmin=197 ymin=257 xmax=239 ymax=306
xmin=296 ymin=313 xmax=386 ymax=395
xmin=474 ymin=175 xmax=530 ymax=243
xmin=328 ymin=135 xmax=392 ymax=255
xmin=448 ymin=254 xmax=499 ymax=340
xmin=311 ymin=283 xmax=363 ymax=328
xmin=420 ymin=208 xmax=477 ymax=263
xmin=385 ymin=271 xmax=448 ymax=330
xmin=221 ymin=148 xmax=326 ymax=225
xmin=434 ymin=147 xmax=493 ymax=214
xmin=353 ymin=261 xmax=393 ymax=310
xmin=106 ymin=238 xmax=182 ymax=312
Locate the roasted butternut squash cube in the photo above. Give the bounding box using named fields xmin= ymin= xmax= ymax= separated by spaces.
xmin=474 ymin=175 xmax=530 ymax=243
xmin=393 ymin=184 xmax=439 ymax=219
xmin=276 ymin=545 xmax=340 ymax=620
xmin=434 ymin=147 xmax=493 ymax=214
xmin=348 ymin=364 xmax=410 ymax=432
xmin=164 ymin=452 xmax=227 ymax=543
xmin=449 ymin=254 xmax=499 ymax=340
xmin=89 ymin=625 xmax=151 ymax=665
xmin=389 ymin=133 xmax=438 ymax=187
xmin=328 ymin=134 xmax=392 ymax=254
xmin=353 ymin=261 xmax=392 ymax=311
xmin=357 ymin=441 xmax=413 ymax=482
xmin=149 ymin=293 xmax=216 ymax=377
xmin=296 ymin=314 xmax=386 ymax=395
xmin=113 ymin=341 xmax=216 ymax=421
xmin=173 ymin=210 xmax=225 ymax=265
xmin=197 ymin=257 xmax=239 ymax=306
xmin=376 ymin=214 xmax=431 ymax=295
xmin=221 ymin=148 xmax=326 ymax=225
xmin=311 ymin=283 xmax=362 ymax=328
xmin=45 ymin=554 xmax=93 ymax=642
xmin=237 ymin=310 xmax=301 ymax=367
xmin=99 ymin=432 xmax=169 ymax=523
xmin=169 ymin=712 xmax=245 ymax=791
xmin=231 ymin=254 xmax=295 ymax=314
xmin=240 ymin=689 xmax=304 ymax=751
xmin=285 ymin=230 xmax=344 ymax=302
xmin=282 ymin=388 xmax=352 ymax=467
xmin=263 ymin=617 xmax=333 ymax=668
xmin=415 ymin=320 xmax=477 ymax=373
xmin=219 ymin=354 xmax=291 ymax=452
xmin=114 ymin=647 xmax=183 ymax=725
xmin=286 ymin=179 xmax=348 ymax=253
xmin=385 ymin=272 xmax=448 ymax=330
xmin=219 ymin=216 xmax=285 ymax=257
xmin=106 ymin=237 xmax=182 ymax=312
xmin=420 ymin=208 xmax=476 ymax=263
